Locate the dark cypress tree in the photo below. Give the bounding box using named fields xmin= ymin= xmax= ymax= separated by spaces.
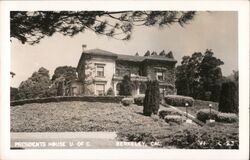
xmin=119 ymin=75 xmax=133 ymax=96
xmin=218 ymin=81 xmax=238 ymax=113
xmin=144 ymin=50 xmax=151 ymax=56
xmin=143 ymin=81 xmax=160 ymax=116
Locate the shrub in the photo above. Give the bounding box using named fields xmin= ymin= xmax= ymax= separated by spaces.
xmin=164 ymin=115 xmax=183 ymax=124
xmin=159 ymin=108 xmax=182 ymax=119
xmin=216 ymin=112 xmax=238 ymax=123
xmin=106 ymin=87 xmax=115 ymax=96
xmin=218 ymin=81 xmax=238 ymax=113
xmin=143 ymin=81 xmax=160 ymax=116
xmin=121 ymin=97 xmax=134 ymax=106
xmin=164 ymin=95 xmax=194 ymax=107
xmin=196 ymin=109 xmax=218 ymax=123
xmin=134 ymin=95 xmax=144 ymax=106
xmin=164 ymin=128 xmax=239 ymax=149
xmin=119 ymin=75 xmax=133 ymax=96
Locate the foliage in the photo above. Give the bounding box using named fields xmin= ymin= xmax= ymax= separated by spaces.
xmin=52 ymin=66 xmax=77 ymax=82
xmin=151 ymin=51 xmax=157 ymax=56
xmin=164 ymin=126 xmax=239 ymax=149
xmin=10 ymin=87 xmax=19 ymax=101
xmin=11 ymin=95 xmax=124 ymax=106
xmin=176 ymin=52 xmax=203 ymax=98
xmin=196 ymin=109 xmax=219 ymax=123
xmin=17 ymin=67 xmax=54 ymax=99
xmin=134 ymin=95 xmax=144 ymax=106
xmin=106 ymin=87 xmax=115 ymax=96
xmin=176 ymin=50 xmax=224 ymax=101
xmin=164 ymin=115 xmax=183 ymax=124
xmin=121 ymin=97 xmax=134 ymax=106
xmin=11 ymin=11 xmax=196 ymax=45
xmin=143 ymin=81 xmax=160 ymax=116
xmin=119 ymin=75 xmax=133 ymax=96
xmin=164 ymin=95 xmax=194 ymax=107
xmin=216 ymin=112 xmax=238 ymax=123
xmin=199 ymin=49 xmax=224 ymax=101
xmin=218 ymin=81 xmax=238 ymax=113
xmin=159 ymin=108 xmax=182 ymax=119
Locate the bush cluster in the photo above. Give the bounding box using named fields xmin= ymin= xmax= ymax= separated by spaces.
xmin=163 ymin=128 xmax=239 ymax=149
xmin=11 ymin=96 xmax=125 ymax=106
xmin=216 ymin=112 xmax=238 ymax=123
xmin=121 ymin=97 xmax=134 ymax=106
xmin=134 ymin=95 xmax=144 ymax=106
xmin=159 ymin=108 xmax=182 ymax=119
xmin=196 ymin=109 xmax=238 ymax=123
xmin=196 ymin=109 xmax=219 ymax=123
xmin=164 ymin=95 xmax=194 ymax=107
xmin=164 ymin=115 xmax=183 ymax=124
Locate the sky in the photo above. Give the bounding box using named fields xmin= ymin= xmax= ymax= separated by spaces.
xmin=11 ymin=11 xmax=238 ymax=88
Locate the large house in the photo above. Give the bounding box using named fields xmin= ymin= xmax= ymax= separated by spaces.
xmin=66 ymin=48 xmax=177 ymax=96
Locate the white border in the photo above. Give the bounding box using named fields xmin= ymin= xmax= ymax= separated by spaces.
xmin=0 ymin=1 xmax=249 ymax=160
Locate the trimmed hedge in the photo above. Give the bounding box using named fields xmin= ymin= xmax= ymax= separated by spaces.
xmin=164 ymin=115 xmax=183 ymax=124
xmin=164 ymin=95 xmax=194 ymax=107
xmin=121 ymin=97 xmax=134 ymax=106
xmin=196 ymin=109 xmax=238 ymax=123
xmin=134 ymin=95 xmax=144 ymax=106
xmin=159 ymin=108 xmax=182 ymax=119
xmin=196 ymin=109 xmax=219 ymax=123
xmin=11 ymin=96 xmax=125 ymax=106
xmin=216 ymin=113 xmax=238 ymax=123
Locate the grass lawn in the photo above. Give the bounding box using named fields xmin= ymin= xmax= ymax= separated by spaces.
xmin=11 ymin=101 xmax=238 ymax=149
xmin=11 ymin=102 xmax=168 ymax=132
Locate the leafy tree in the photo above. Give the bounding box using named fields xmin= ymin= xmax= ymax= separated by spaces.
xmin=10 ymin=87 xmax=19 ymax=100
xmin=144 ymin=50 xmax=151 ymax=56
xmin=52 ymin=66 xmax=77 ymax=82
xmin=119 ymin=75 xmax=133 ymax=96
xmin=176 ymin=52 xmax=203 ymax=98
xmin=143 ymin=81 xmax=160 ymax=116
xmin=18 ymin=67 xmax=54 ymax=99
xmin=199 ymin=49 xmax=224 ymax=100
xmin=135 ymin=52 xmax=139 ymax=56
xmin=176 ymin=50 xmax=224 ymax=101
xmin=11 ymin=11 xmax=196 ymax=45
xmin=218 ymin=81 xmax=238 ymax=113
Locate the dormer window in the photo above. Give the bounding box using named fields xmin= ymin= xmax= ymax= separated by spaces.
xmin=96 ymin=64 xmax=105 ymax=77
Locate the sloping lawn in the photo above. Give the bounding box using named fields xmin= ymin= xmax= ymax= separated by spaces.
xmin=11 ymin=102 xmax=168 ymax=132
xmin=11 ymin=101 xmax=238 ymax=149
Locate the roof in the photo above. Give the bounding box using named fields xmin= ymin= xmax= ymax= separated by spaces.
xmin=84 ymin=48 xmax=117 ymax=57
xmin=77 ymin=48 xmax=177 ymax=70
xmin=117 ymin=54 xmax=145 ymax=62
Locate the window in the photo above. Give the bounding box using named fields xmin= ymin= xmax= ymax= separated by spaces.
xmin=156 ymin=71 xmax=164 ymax=81
xmin=96 ymin=65 xmax=104 ymax=77
xmin=96 ymin=84 xmax=105 ymax=96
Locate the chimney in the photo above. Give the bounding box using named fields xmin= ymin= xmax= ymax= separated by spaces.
xmin=82 ymin=44 xmax=87 ymax=52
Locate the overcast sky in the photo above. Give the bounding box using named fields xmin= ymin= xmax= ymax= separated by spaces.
xmin=11 ymin=11 xmax=238 ymax=88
